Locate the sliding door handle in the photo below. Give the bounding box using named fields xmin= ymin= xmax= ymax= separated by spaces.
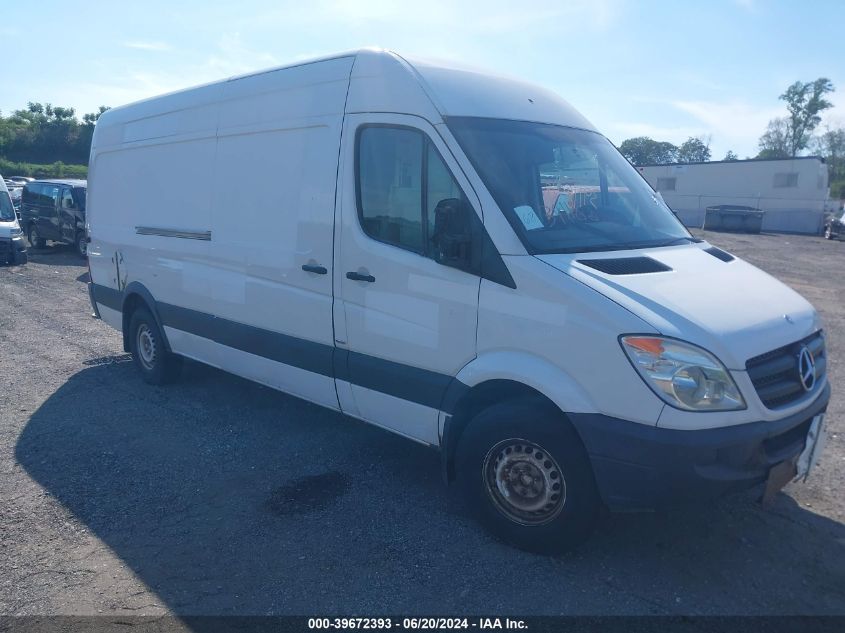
xmin=302 ymin=264 xmax=328 ymax=274
xmin=346 ymin=271 xmax=375 ymax=283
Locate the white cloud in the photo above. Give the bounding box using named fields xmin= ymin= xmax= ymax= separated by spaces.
xmin=123 ymin=40 xmax=172 ymax=52
xmin=202 ymin=32 xmax=280 ymax=77
xmin=234 ymin=0 xmax=623 ymax=34
xmin=71 ymin=33 xmax=284 ymax=112
xmin=607 ymin=121 xmax=708 ymax=144
xmin=669 ymin=99 xmax=785 ymax=156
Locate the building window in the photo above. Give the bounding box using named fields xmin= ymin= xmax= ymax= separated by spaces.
xmin=773 ymin=172 xmax=798 ymax=188
xmin=656 ymin=177 xmax=676 ymax=191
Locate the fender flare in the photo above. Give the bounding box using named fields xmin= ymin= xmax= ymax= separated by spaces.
xmin=121 ymin=282 xmax=172 ymax=353
xmin=439 ymin=351 xmax=597 ymax=483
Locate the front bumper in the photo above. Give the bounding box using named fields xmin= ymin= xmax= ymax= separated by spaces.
xmin=0 ymin=236 xmax=27 ymax=265
xmin=570 ymin=383 xmax=830 ymax=511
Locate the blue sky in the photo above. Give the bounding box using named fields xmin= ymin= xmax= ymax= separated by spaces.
xmin=2 ymin=0 xmax=844 ymax=158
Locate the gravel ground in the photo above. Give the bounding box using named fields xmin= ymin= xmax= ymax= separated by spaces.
xmin=0 ymin=230 xmax=843 ymax=616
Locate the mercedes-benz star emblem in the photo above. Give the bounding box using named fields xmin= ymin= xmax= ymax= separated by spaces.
xmin=797 ymin=346 xmax=816 ymax=392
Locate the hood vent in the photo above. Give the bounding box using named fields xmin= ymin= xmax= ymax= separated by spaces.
xmin=704 ymin=246 xmax=735 ymax=262
xmin=577 ymin=256 xmax=671 ymax=275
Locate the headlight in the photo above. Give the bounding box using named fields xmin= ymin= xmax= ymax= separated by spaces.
xmin=620 ymin=336 xmax=745 ymax=411
xmin=10 ymin=227 xmax=23 ymax=237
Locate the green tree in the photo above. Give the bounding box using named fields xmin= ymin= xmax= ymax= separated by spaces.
xmin=723 ymin=150 xmax=738 ymax=161
xmin=677 ymin=136 xmax=711 ymax=163
xmin=779 ymin=78 xmax=835 ymax=156
xmin=757 ymin=117 xmax=791 ymax=159
xmin=814 ymin=125 xmax=845 ymax=198
xmin=0 ymin=102 xmax=109 ymax=165
xmin=618 ymin=136 xmax=678 ymax=165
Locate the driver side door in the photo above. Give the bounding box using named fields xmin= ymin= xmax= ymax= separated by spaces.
xmin=59 ymin=187 xmax=77 ymax=243
xmin=38 ymin=184 xmax=61 ymax=240
xmin=334 ymin=114 xmax=483 ymax=445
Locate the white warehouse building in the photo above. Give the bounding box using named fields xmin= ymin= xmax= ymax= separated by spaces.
xmin=637 ymin=157 xmax=829 ymax=234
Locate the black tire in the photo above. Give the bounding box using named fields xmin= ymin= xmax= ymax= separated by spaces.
xmin=128 ymin=306 xmax=183 ymax=385
xmin=456 ymin=398 xmax=599 ymax=554
xmin=27 ymin=224 xmax=45 ymax=249
xmin=75 ymin=231 xmax=88 ymax=258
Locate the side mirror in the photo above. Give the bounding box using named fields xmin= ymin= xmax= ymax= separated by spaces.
xmin=430 ymin=198 xmax=473 ymax=268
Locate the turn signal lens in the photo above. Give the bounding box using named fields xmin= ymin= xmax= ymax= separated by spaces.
xmin=621 ymin=336 xmax=745 ymax=411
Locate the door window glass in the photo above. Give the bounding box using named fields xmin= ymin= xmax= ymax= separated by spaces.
xmin=44 ymin=186 xmax=59 ymax=208
xmin=61 ymin=188 xmax=75 ymax=209
xmin=358 ymin=127 xmax=424 ymax=253
xmin=426 ymin=143 xmax=464 ymax=246
xmin=356 ymin=125 xmax=473 ymax=261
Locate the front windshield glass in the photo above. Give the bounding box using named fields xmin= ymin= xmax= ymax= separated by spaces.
xmin=447 ymin=117 xmax=691 ymax=254
xmin=0 ymin=192 xmax=15 ymax=221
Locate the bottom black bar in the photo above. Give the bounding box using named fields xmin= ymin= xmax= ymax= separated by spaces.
xmin=1 ymin=616 xmax=843 ymax=633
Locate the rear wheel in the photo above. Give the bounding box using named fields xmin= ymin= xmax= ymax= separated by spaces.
xmin=129 ymin=307 xmax=182 ymax=385
xmin=456 ymin=398 xmax=600 ymax=554
xmin=27 ymin=224 xmax=45 ymax=249
xmin=75 ymin=231 xmax=87 ymax=258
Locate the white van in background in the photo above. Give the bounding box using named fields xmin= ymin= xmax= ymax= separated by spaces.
xmin=0 ymin=176 xmax=27 ymax=265
xmin=87 ymin=50 xmax=829 ymax=552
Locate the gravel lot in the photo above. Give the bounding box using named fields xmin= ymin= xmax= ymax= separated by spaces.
xmin=0 ymin=230 xmax=843 ymax=616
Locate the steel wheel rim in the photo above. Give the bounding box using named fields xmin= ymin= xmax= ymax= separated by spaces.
xmin=78 ymin=238 xmax=87 ymax=256
xmin=482 ymin=438 xmax=566 ymax=525
xmin=136 ymin=323 xmax=157 ymax=370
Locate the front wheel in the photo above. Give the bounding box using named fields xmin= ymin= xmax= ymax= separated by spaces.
xmin=129 ymin=307 xmax=183 ymax=385
xmin=27 ymin=224 xmax=45 ymax=249
xmin=456 ymin=398 xmax=600 ymax=554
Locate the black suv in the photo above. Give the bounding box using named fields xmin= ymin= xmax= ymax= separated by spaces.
xmin=21 ymin=179 xmax=88 ymax=257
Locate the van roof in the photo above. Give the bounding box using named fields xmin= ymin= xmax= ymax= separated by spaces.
xmin=96 ymin=49 xmax=596 ymax=136
xmin=27 ymin=179 xmax=87 ymax=187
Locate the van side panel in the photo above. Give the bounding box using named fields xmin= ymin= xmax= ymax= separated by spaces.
xmin=88 ymin=134 xmax=219 ymax=320
xmin=89 ymin=57 xmax=354 ymax=411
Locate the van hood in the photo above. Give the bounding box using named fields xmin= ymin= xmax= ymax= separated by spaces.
xmin=538 ymin=243 xmax=820 ymax=369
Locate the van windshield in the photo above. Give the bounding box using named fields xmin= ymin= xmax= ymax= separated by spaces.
xmin=446 ymin=117 xmax=691 ymax=254
xmin=0 ymin=192 xmax=14 ymax=221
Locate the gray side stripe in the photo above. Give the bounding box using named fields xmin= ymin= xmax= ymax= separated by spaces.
xmin=89 ymin=283 xmax=461 ymax=412
xmin=156 ymin=302 xmax=335 ymax=378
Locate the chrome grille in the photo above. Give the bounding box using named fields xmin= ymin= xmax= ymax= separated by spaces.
xmin=746 ymin=331 xmax=826 ymax=409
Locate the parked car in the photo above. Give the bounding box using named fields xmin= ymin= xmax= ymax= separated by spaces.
xmin=87 ymin=50 xmax=829 ymax=553
xmin=0 ymin=177 xmax=27 ymax=265
xmin=8 ymin=176 xmax=34 ymax=185
xmin=7 ymin=185 xmax=22 ymax=212
xmin=823 ymin=206 xmax=845 ymax=240
xmin=20 ymin=179 xmax=87 ymax=256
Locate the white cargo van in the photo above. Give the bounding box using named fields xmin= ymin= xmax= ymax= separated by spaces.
xmin=87 ymin=50 xmax=829 ymax=552
xmin=0 ymin=176 xmax=28 ymax=265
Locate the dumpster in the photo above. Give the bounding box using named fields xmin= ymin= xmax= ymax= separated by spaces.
xmin=703 ymin=205 xmax=765 ymax=233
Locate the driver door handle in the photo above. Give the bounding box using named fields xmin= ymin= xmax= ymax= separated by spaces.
xmin=346 ymin=271 xmax=375 ymax=283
